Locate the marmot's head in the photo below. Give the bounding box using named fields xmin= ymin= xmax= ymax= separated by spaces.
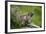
xmin=28 ymin=12 xmax=33 ymax=17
